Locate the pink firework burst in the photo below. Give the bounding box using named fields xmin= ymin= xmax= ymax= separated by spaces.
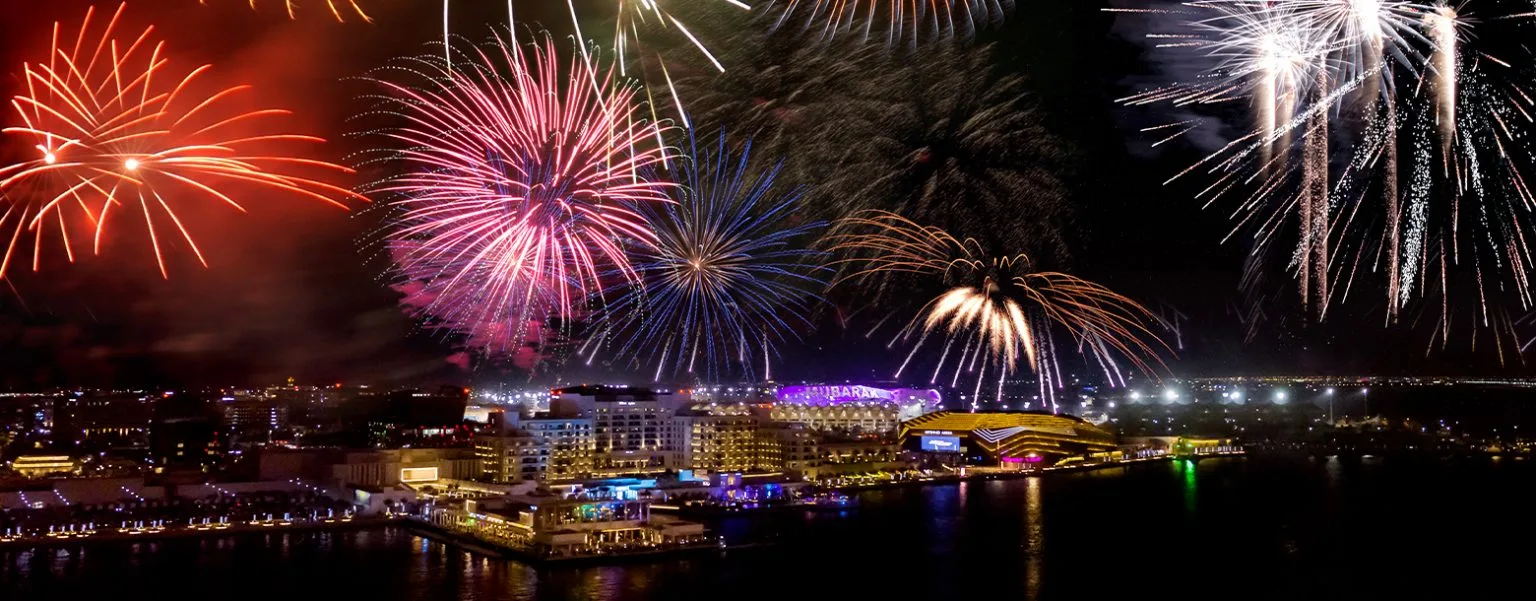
xmin=367 ymin=34 xmax=673 ymax=357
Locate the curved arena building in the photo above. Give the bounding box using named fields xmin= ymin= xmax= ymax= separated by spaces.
xmin=898 ymin=411 xmax=1117 ymax=466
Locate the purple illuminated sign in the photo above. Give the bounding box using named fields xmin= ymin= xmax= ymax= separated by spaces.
xmin=776 ymin=385 xmax=942 ymax=407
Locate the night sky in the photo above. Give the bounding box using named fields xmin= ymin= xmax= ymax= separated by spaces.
xmin=0 ymin=1 xmax=1517 ymax=389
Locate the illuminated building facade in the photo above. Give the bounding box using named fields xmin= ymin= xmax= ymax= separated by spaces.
xmin=755 ymin=422 xmax=822 ymax=479
xmin=770 ymin=403 xmax=903 ymax=435
xmin=420 ymin=494 xmax=708 ymax=556
xmin=475 ymin=416 xmax=595 ymax=483
xmin=331 ymin=448 xmax=479 ymax=487
xmin=52 ymin=393 xmax=153 ymax=450
xmin=674 ymin=405 xmax=760 ymax=473
xmin=899 ymin=411 xmax=1117 ymax=466
xmin=522 ymin=417 xmax=595 ymax=480
xmin=475 ymin=434 xmax=546 ymax=483
xmin=220 ymin=396 xmax=289 ymax=441
xmin=552 ymin=386 xmax=686 ymax=475
xmin=8 ymin=455 xmax=79 ymax=478
xmin=772 ymin=385 xmax=942 ymax=435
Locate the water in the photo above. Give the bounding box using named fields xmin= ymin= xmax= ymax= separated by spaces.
xmin=6 ymin=457 xmax=1536 ymax=600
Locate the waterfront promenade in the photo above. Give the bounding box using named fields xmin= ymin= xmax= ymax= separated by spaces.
xmin=0 ymin=452 xmax=1243 ymax=560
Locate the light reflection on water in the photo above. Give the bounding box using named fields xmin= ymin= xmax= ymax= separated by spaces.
xmin=1024 ymin=477 xmax=1043 ymax=600
xmin=5 ymin=458 xmax=1536 ymax=600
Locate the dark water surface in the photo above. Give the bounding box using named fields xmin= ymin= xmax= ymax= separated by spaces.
xmin=6 ymin=457 xmax=1536 ymax=600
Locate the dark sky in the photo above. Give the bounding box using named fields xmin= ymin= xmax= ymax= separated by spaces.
xmin=0 ymin=1 xmax=1521 ymax=389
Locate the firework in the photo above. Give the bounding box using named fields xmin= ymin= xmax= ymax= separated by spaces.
xmin=766 ymin=0 xmax=1013 ymax=45
xmin=428 ymin=1 xmax=746 ymax=125
xmin=1118 ymin=0 xmax=1536 ymax=350
xmin=610 ymin=0 xmax=750 ymax=126
xmin=587 ymin=132 xmax=829 ymax=382
xmin=829 ymin=211 xmax=1167 ymax=411
xmin=826 ymin=44 xmax=1070 ymax=258
xmin=656 ymin=19 xmax=888 ymax=184
xmin=0 ymin=3 xmax=357 ymax=280
xmin=363 ymin=34 xmax=672 ymax=357
xmin=202 ymin=0 xmax=373 ymax=21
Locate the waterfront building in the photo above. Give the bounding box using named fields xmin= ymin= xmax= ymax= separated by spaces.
xmin=899 ymin=411 xmax=1117 ymax=466
xmin=475 ymin=433 xmax=545 ymax=483
xmin=520 ymin=416 xmax=596 ymax=480
xmin=674 ymin=405 xmax=760 ymax=474
xmin=1121 ymin=436 xmax=1242 ymax=458
xmin=772 ymin=385 xmax=941 ymax=435
xmin=420 ymin=493 xmax=708 ymax=557
xmin=770 ymin=402 xmax=904 ymax=435
xmin=755 ymin=422 xmax=822 ymax=479
xmin=818 ymin=439 xmax=908 ymax=477
xmin=552 ymin=386 xmax=686 ymax=475
xmin=474 ymin=415 xmax=595 ymax=483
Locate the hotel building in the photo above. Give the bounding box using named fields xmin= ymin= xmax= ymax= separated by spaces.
xmin=674 ymin=405 xmax=760 ymax=474
xmin=475 ymin=414 xmax=595 ymax=483
xmin=552 ymin=386 xmax=687 ymax=475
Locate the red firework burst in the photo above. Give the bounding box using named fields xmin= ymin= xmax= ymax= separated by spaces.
xmin=0 ymin=3 xmax=359 ymax=279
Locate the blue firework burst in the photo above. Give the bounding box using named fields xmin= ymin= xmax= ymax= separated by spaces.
xmin=588 ymin=132 xmax=829 ymax=382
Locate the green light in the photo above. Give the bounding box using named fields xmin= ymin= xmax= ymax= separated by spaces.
xmin=1182 ymin=458 xmax=1196 ymax=513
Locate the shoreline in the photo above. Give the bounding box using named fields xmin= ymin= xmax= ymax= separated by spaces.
xmin=0 ymin=516 xmax=395 ymax=551
xmin=400 ymin=520 xmax=755 ymax=565
xmin=829 ymin=452 xmax=1246 ymax=494
xmin=0 ymin=454 xmax=1244 ymax=557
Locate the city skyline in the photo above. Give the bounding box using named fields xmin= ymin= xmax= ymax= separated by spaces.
xmin=5 ymin=4 xmax=1536 ymax=600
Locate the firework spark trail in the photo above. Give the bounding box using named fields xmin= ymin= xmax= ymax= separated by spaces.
xmin=203 ymin=0 xmax=373 ymax=21
xmin=363 ymin=34 xmax=671 ymax=356
xmin=0 ymin=2 xmax=358 ymax=280
xmin=1347 ymin=4 xmax=1405 ymax=319
xmin=1427 ymin=4 xmax=1459 ymax=157
xmin=610 ymin=0 xmax=750 ymax=126
xmin=1301 ymin=68 xmax=1331 ymax=313
xmin=434 ymin=1 xmax=747 ymax=122
xmin=1120 ymin=0 xmax=1536 ymax=347
xmin=767 ymin=0 xmax=1011 ymax=45
xmin=829 ymin=211 xmax=1167 ymax=408
xmin=590 ymin=132 xmax=829 ymax=381
xmin=1383 ymin=95 xmax=1403 ymax=320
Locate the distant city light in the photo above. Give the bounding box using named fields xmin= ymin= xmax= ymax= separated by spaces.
xmin=1163 ymin=388 xmax=1178 ymax=402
